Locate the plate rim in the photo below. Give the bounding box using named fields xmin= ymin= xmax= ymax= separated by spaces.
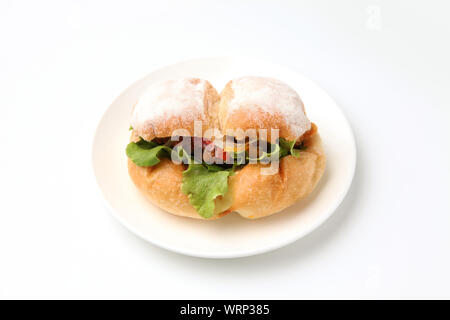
xmin=91 ymin=56 xmax=357 ymax=259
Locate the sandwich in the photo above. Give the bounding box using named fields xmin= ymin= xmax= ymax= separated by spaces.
xmin=126 ymin=77 xmax=326 ymax=219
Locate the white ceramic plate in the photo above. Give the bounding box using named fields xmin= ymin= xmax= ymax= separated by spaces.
xmin=92 ymin=57 xmax=356 ymax=259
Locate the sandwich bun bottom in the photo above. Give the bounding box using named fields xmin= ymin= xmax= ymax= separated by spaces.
xmin=127 ymin=133 xmax=325 ymax=219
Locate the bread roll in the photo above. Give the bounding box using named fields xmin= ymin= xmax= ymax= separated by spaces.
xmin=218 ymin=77 xmax=311 ymax=143
xmin=128 ymin=158 xmax=232 ymax=219
xmin=127 ymin=77 xmax=326 ymax=219
xmin=130 ymin=78 xmax=220 ymax=142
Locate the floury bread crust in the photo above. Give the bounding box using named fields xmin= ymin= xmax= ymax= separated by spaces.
xmin=218 ymin=77 xmax=311 ymax=144
xmin=130 ymin=78 xmax=220 ymax=142
xmin=127 ymin=77 xmax=326 ymax=219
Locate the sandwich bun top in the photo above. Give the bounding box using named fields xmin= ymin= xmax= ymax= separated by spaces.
xmin=131 ymin=76 xmax=311 ymax=144
xmin=130 ymin=78 xmax=220 ymax=142
xmin=219 ymin=76 xmax=311 ymax=143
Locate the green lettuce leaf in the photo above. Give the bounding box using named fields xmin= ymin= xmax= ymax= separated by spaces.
xmin=181 ymin=164 xmax=231 ymax=219
xmin=203 ymin=163 xmax=225 ymax=172
xmin=126 ymin=139 xmax=172 ymax=167
xmin=246 ymin=143 xmax=281 ymax=163
xmin=279 ymin=138 xmax=303 ymax=158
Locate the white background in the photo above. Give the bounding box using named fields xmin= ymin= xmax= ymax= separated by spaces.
xmin=1 ymin=0 xmax=449 ymax=299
